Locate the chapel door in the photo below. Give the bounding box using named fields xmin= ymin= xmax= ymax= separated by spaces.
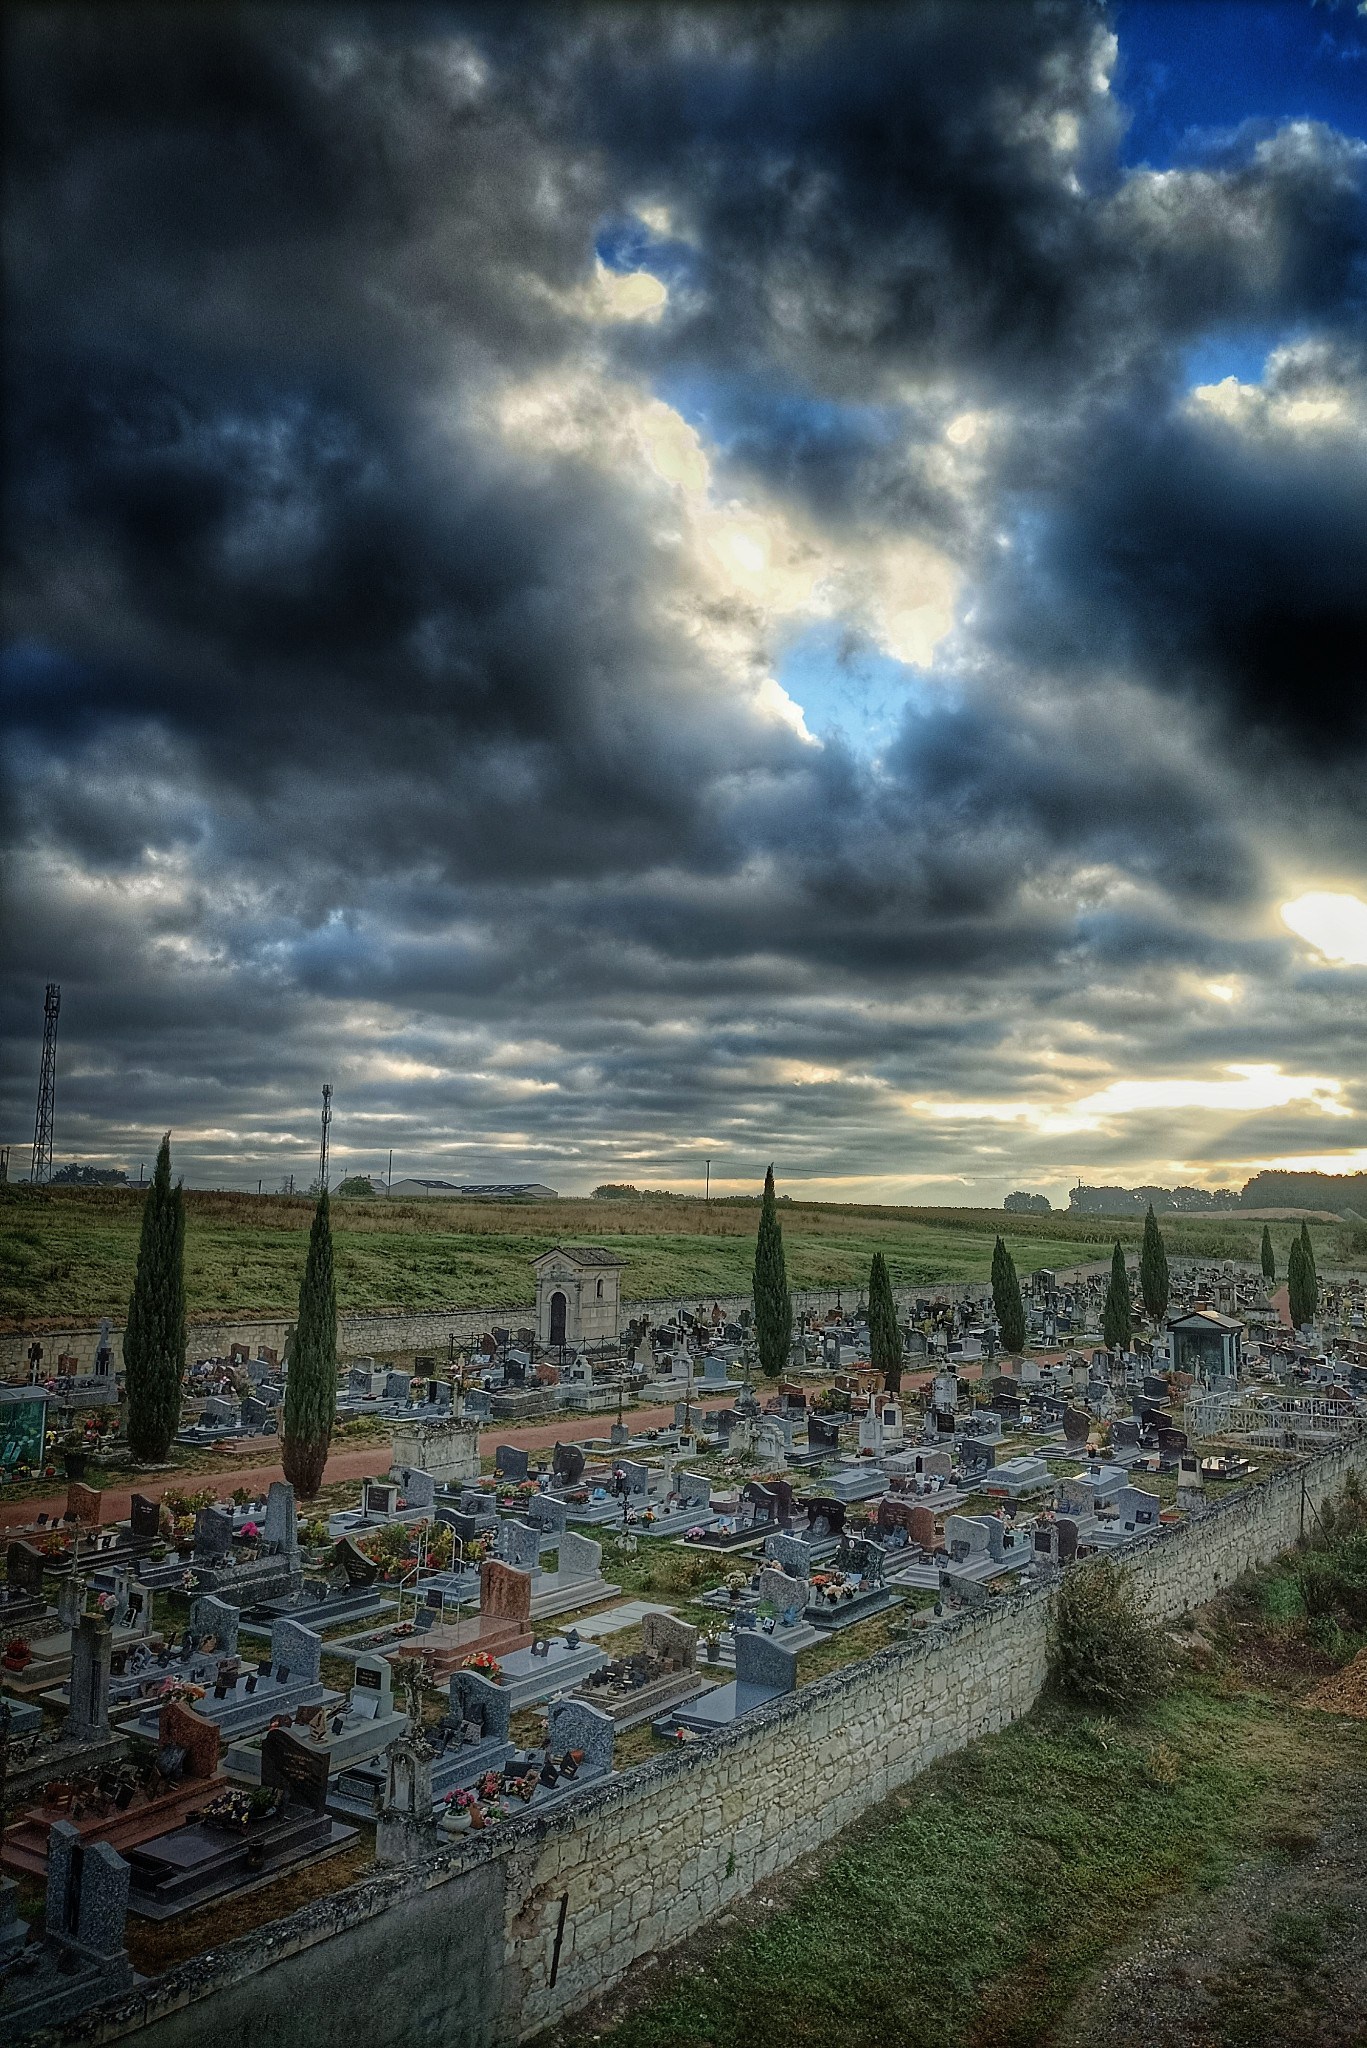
xmin=550 ymin=1291 xmax=567 ymax=1346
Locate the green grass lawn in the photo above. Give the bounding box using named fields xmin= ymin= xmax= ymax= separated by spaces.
xmin=5 ymin=1185 xmax=1349 ymax=1328
xmin=551 ymin=1677 xmax=1367 ymax=2048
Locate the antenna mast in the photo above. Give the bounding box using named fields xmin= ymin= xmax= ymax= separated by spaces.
xmin=31 ymin=983 xmax=60 ymax=1184
xmin=318 ymin=1084 xmax=333 ymax=1194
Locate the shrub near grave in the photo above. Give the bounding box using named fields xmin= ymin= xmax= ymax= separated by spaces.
xmin=1048 ymin=1558 xmax=1170 ymax=1713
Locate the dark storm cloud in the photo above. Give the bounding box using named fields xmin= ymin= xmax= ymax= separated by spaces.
xmin=4 ymin=2 xmax=1366 ymax=1196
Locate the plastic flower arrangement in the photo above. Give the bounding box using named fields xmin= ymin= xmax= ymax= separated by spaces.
xmin=461 ymin=1650 xmax=503 ymax=1679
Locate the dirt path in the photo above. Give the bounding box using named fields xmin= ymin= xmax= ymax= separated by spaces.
xmin=0 ymin=1396 xmax=737 ymax=1529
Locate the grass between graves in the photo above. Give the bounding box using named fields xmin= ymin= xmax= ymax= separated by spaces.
xmin=548 ymin=1645 xmax=1367 ymax=2048
xmin=9 ymin=1184 xmax=1354 ymax=1329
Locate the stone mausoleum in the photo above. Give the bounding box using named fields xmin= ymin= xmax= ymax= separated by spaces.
xmin=533 ymin=1246 xmax=627 ymax=1349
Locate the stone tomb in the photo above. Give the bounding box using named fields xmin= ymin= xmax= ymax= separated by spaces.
xmin=571 ymin=1612 xmax=710 ymax=1729
xmin=130 ymin=1615 xmax=337 ymax=1744
xmin=387 ymin=1559 xmax=533 ymax=1678
xmin=125 ymin=1724 xmax=356 ymax=1920
xmin=654 ymin=1628 xmax=798 ymax=1737
xmin=806 ymin=1534 xmax=898 ymax=1630
xmin=1 ymin=1700 xmax=225 ymax=1880
xmin=527 ymin=1530 xmax=620 ymax=1621
xmin=223 ymin=1651 xmax=408 ymax=1784
xmin=490 ymin=1628 xmax=609 ymax=1711
xmin=0 ymin=1822 xmax=135 ymax=2038
xmin=188 ymin=1480 xmax=302 ymax=1606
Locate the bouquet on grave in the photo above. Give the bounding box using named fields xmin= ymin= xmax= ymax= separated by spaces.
xmin=461 ymin=1650 xmax=503 ymax=1679
xmin=155 ymin=1678 xmax=207 ymax=1703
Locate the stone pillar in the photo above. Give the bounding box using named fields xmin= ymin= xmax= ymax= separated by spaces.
xmin=375 ymin=1734 xmax=437 ymax=1868
xmin=63 ymin=1614 xmax=112 ymax=1745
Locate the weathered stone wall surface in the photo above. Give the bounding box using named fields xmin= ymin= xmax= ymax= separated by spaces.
xmin=51 ymin=1435 xmax=1367 ymax=2048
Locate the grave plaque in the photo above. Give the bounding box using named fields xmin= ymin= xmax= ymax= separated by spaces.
xmin=261 ymin=1724 xmax=331 ymax=1813
xmin=494 ymin=1444 xmax=530 ymax=1483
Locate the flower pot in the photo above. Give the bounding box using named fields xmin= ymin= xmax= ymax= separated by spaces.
xmin=440 ymin=1808 xmax=473 ymax=1836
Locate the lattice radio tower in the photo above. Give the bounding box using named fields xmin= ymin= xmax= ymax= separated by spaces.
xmin=31 ymin=983 xmax=61 ymax=1184
xmin=318 ymin=1083 xmax=333 ymax=1194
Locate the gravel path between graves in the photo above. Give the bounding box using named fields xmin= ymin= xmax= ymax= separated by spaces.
xmin=0 ymin=1397 xmax=740 ymax=1528
xmin=1053 ymin=1767 xmax=1367 ymax=2048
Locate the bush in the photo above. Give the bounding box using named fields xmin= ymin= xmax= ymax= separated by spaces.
xmin=1049 ymin=1560 xmax=1170 ymax=1712
xmin=1297 ymin=1533 xmax=1367 ymax=1628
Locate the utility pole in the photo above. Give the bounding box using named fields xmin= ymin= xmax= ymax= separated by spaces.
xmin=30 ymin=983 xmax=60 ymax=1184
xmin=318 ymin=1084 xmax=333 ymax=1194
xmin=705 ymin=1157 xmax=710 ymax=1207
xmin=387 ymin=1147 xmax=393 ymax=1194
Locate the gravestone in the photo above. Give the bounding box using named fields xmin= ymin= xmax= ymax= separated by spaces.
xmin=397 ymin=1469 xmax=437 ymax=1509
xmin=261 ymin=1723 xmax=331 ymax=1813
xmin=617 ymin=1460 xmax=650 ymax=1499
xmin=67 ymin=1482 xmax=102 ymax=1527
xmin=1055 ymin=1517 xmax=1080 ymax=1564
xmin=678 ymin=1472 xmax=711 ymax=1508
xmin=807 ymin=1415 xmax=842 ymax=1453
xmin=129 ymin=1494 xmax=161 ymax=1542
xmin=764 ymin=1531 xmax=814 ymax=1579
xmin=349 ymin=1654 xmax=395 ymax=1721
xmin=8 ymin=1540 xmax=48 ymax=1600
xmin=908 ymin=1505 xmax=938 ymax=1549
xmin=758 ymin=1565 xmax=808 ymax=1621
xmin=193 ymin=1505 xmax=234 ymax=1560
xmin=332 ymin=1536 xmax=381 ymax=1588
xmin=939 ymin=1567 xmax=989 ymax=1609
xmin=46 ymin=1821 xmax=134 ymax=1971
xmin=558 ymin=1531 xmax=602 ymax=1584
xmin=551 ymin=1442 xmax=585 ymax=1486
xmin=494 ymin=1444 xmax=529 ymax=1483
xmin=57 ymin=1575 xmax=85 ymax=1631
xmin=545 ymin=1697 xmax=614 ymax=1779
xmin=1063 ymin=1407 xmax=1091 ymax=1448
xmin=802 ymin=1496 xmax=847 ymax=1539
xmin=385 ymin=1371 xmax=413 ymax=1402
xmin=479 ymin=1559 xmax=532 ymax=1626
xmin=836 ymin=1533 xmax=885 ymax=1586
xmin=525 ymin=1494 xmax=567 ymax=1537
xmin=362 ymin=1481 xmax=400 ymax=1519
xmin=159 ymin=1698 xmax=222 ymax=1781
xmin=189 ymin=1593 xmax=240 ymax=1655
xmin=63 ymin=1614 xmax=112 ymax=1744
xmin=498 ymin=1520 xmax=541 ymax=1571
xmin=270 ymin=1615 xmax=323 ymax=1686
xmin=449 ymin=1667 xmax=511 ymax=1745
xmin=734 ymin=1629 xmax=798 ymax=1694
xmin=641 ymin=1611 xmax=698 ymax=1672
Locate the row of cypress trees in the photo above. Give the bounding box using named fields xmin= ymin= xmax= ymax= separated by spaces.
xmin=122 ymin=1137 xmax=337 ymax=1497
xmin=753 ymin=1166 xmax=906 ymax=1389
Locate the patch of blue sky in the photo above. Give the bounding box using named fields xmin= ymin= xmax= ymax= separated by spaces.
xmin=777 ymin=620 xmax=944 ymax=755
xmin=594 ymin=214 xmax=696 ymax=289
xmin=653 ymin=367 xmax=898 ymax=462
xmin=1181 ymin=327 xmax=1282 ymax=390
xmin=1115 ymin=0 xmax=1367 ymax=169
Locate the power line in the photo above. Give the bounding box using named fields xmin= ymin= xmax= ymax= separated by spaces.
xmin=31 ymin=983 xmax=60 ymax=1184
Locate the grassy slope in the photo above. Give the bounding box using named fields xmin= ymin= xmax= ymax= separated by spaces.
xmin=551 ymin=1680 xmax=1367 ymax=2048
xmin=1 ymin=1185 xmax=1357 ymax=1328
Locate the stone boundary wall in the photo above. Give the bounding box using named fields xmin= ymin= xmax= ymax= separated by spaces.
xmin=2 ymin=1283 xmax=1012 ymax=1380
xmin=45 ymin=1432 xmax=1367 ymax=2048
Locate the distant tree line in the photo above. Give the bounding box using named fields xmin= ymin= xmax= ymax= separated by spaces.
xmin=1068 ymin=1170 xmax=1367 ymax=1218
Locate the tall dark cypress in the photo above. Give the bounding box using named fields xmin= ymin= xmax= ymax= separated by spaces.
xmin=1260 ymin=1224 xmax=1276 ymax=1285
xmin=752 ymin=1164 xmax=792 ymax=1381
xmin=991 ymin=1236 xmax=1026 ymax=1354
xmin=1300 ymin=1221 xmax=1318 ymax=1325
xmin=1102 ymin=1241 xmax=1133 ymax=1352
xmin=123 ymin=1132 xmax=186 ymax=1462
xmin=868 ymin=1252 xmax=902 ymax=1391
xmin=1139 ymin=1205 xmax=1170 ymax=1322
xmin=1287 ymin=1235 xmax=1308 ymax=1330
xmin=283 ymin=1191 xmax=338 ymax=1498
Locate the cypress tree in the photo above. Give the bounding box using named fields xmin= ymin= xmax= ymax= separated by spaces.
xmin=1287 ymin=1235 xmax=1307 ymax=1330
xmin=1260 ymin=1225 xmax=1275 ymax=1285
xmin=1139 ymin=1205 xmax=1170 ymax=1322
xmin=123 ymin=1132 xmax=186 ymax=1462
xmin=1102 ymin=1241 xmax=1133 ymax=1352
xmin=283 ymin=1190 xmax=338 ymax=1498
xmin=752 ymin=1164 xmax=792 ymax=1380
xmin=868 ymin=1252 xmax=902 ymax=1391
xmin=991 ymin=1236 xmax=1026 ymax=1354
xmin=1300 ymin=1221 xmax=1318 ymax=1324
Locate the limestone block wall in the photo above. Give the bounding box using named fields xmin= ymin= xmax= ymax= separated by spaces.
xmin=62 ymin=1433 xmax=1367 ymax=2048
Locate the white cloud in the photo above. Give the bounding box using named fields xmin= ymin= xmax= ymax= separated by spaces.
xmin=1282 ymin=890 xmax=1367 ymax=965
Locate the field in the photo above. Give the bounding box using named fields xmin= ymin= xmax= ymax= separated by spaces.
xmin=2 ymin=1185 xmax=1361 ymax=1330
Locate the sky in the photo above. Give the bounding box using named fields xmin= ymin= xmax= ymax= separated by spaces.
xmin=3 ymin=0 xmax=1366 ymax=1205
